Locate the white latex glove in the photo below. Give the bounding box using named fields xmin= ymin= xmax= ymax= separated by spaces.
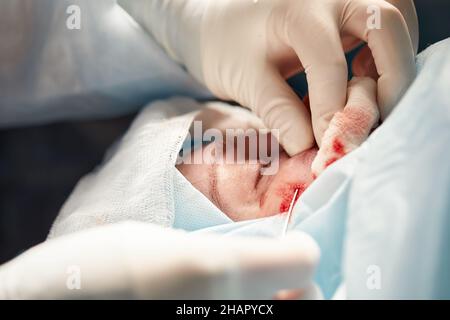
xmin=0 ymin=222 xmax=319 ymax=299
xmin=119 ymin=0 xmax=417 ymax=156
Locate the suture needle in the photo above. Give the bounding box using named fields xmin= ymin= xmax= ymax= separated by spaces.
xmin=281 ymin=188 xmax=299 ymax=237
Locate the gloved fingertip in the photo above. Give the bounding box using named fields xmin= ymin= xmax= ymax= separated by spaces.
xmin=281 ymin=131 xmax=315 ymax=157
xmin=312 ymin=112 xmax=335 ymax=148
xmin=348 ymin=76 xmax=377 ymax=94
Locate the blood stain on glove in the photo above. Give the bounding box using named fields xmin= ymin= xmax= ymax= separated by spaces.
xmin=322 ymin=138 xmax=345 ymax=167
xmin=332 ymin=138 xmax=345 ymax=156
xmin=311 ymin=104 xmax=380 ymax=177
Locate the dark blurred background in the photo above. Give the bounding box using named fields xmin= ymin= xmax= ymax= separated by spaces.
xmin=1 ymin=0 xmax=450 ymax=264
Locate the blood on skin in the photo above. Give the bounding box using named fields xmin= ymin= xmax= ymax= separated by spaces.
xmin=278 ymin=183 xmax=307 ymax=213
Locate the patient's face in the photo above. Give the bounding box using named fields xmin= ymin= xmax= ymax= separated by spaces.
xmin=177 ymin=140 xmax=317 ymax=221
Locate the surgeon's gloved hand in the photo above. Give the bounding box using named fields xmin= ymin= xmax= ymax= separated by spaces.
xmin=119 ymin=0 xmax=417 ymax=156
xmin=0 ymin=222 xmax=319 ymax=299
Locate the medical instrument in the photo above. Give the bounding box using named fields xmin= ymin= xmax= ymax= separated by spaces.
xmin=281 ymin=188 xmax=299 ymax=237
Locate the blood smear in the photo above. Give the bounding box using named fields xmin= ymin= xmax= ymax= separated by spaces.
xmin=332 ymin=138 xmax=345 ymax=156
xmin=278 ymin=183 xmax=306 ymax=213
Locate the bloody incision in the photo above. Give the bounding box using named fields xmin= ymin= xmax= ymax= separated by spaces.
xmin=278 ymin=183 xmax=307 ymax=213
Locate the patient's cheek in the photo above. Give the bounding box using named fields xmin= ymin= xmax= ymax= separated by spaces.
xmin=312 ymin=104 xmax=380 ymax=177
xmin=261 ymin=148 xmax=317 ymax=215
